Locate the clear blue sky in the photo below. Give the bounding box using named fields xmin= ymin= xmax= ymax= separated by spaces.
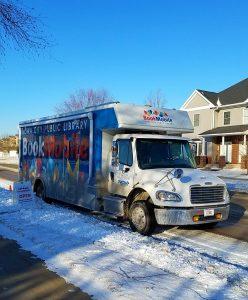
xmin=1 ymin=0 xmax=248 ymax=135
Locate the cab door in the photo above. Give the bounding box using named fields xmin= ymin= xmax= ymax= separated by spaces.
xmin=108 ymin=139 xmax=134 ymax=196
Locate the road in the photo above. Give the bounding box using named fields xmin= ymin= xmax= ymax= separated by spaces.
xmin=204 ymin=192 xmax=248 ymax=242
xmin=0 ymin=169 xmax=18 ymax=182
xmin=0 ymin=236 xmax=91 ymax=300
xmin=0 ymin=167 xmax=247 ymax=242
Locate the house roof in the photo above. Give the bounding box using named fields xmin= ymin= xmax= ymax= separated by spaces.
xmin=197 ymin=90 xmax=219 ymax=105
xmin=197 ymin=78 xmax=248 ymax=106
xmin=200 ymin=124 xmax=248 ymax=136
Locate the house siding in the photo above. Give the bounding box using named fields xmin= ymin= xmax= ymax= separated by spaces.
xmin=213 ymin=110 xmax=218 ymax=128
xmin=183 ymin=93 xmax=210 ymax=109
xmin=186 ymin=109 xmax=213 ymax=139
xmin=217 ymin=107 xmax=244 ymax=127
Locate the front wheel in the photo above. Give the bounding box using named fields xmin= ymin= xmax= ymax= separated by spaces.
xmin=129 ymin=201 xmax=155 ymax=235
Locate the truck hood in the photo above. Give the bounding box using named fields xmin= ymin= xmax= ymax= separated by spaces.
xmin=137 ymin=168 xmax=225 ymax=193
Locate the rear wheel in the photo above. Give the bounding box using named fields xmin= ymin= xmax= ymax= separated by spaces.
xmin=129 ymin=201 xmax=155 ymax=235
xmin=35 ymin=181 xmax=52 ymax=204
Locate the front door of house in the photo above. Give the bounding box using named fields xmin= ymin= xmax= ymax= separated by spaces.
xmin=225 ymin=142 xmax=232 ymax=163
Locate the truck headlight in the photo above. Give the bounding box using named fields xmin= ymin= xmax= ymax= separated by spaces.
xmin=156 ymin=191 xmax=182 ymax=202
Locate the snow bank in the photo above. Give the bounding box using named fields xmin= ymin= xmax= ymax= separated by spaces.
xmin=202 ymin=169 xmax=248 ymax=193
xmin=203 ymin=168 xmax=248 ymax=180
xmin=225 ymin=180 xmax=248 ymax=193
xmin=0 ymin=188 xmax=247 ymax=299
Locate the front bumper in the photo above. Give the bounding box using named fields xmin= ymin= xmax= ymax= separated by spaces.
xmin=154 ymin=204 xmax=230 ymax=225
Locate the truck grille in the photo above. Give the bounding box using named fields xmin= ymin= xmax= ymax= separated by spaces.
xmin=190 ymin=186 xmax=224 ymax=204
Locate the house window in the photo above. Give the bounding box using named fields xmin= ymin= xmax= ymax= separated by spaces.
xmin=244 ymin=108 xmax=248 ymax=124
xmin=224 ymin=111 xmax=230 ymax=125
xmin=193 ymin=114 xmax=200 ymax=127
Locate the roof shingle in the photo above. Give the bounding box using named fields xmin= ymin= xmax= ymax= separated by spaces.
xmin=197 ymin=78 xmax=248 ymax=106
xmin=200 ymin=124 xmax=248 ymax=135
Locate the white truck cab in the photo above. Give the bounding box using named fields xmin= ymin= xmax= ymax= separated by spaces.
xmin=107 ymin=133 xmax=230 ymax=234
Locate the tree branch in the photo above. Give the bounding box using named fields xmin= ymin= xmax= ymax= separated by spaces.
xmin=0 ymin=0 xmax=50 ymax=55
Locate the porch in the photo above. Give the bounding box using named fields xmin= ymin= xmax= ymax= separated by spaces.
xmin=197 ymin=125 xmax=248 ymax=168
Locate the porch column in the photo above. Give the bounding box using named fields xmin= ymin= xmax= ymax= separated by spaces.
xmin=241 ymin=134 xmax=248 ymax=169
xmin=218 ymin=136 xmax=226 ymax=168
xmin=244 ymin=134 xmax=247 ymax=154
xmin=220 ymin=136 xmax=225 ymax=156
xmin=201 ymin=138 xmax=206 ymax=156
xmin=196 ymin=142 xmax=200 ymax=156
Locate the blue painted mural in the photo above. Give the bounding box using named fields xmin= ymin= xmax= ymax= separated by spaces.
xmin=20 ymin=107 xmax=119 ymax=202
xmin=20 ymin=116 xmax=90 ymax=201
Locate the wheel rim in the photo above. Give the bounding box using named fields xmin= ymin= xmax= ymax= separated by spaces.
xmin=131 ymin=206 xmax=147 ymax=231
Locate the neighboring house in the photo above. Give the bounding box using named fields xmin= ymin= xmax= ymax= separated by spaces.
xmin=181 ymin=78 xmax=248 ymax=167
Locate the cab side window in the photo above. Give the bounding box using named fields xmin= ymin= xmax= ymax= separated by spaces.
xmin=117 ymin=139 xmax=133 ymax=166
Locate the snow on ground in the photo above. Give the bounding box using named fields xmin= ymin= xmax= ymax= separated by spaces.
xmin=203 ymin=169 xmax=248 ymax=193
xmin=203 ymin=168 xmax=248 ymax=180
xmin=0 ymin=188 xmax=248 ymax=300
xmin=224 ymin=180 xmax=248 ymax=193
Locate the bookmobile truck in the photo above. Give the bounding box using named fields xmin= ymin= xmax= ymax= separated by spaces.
xmin=19 ymin=103 xmax=230 ymax=235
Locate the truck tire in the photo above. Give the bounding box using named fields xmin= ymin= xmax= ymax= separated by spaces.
xmin=129 ymin=201 xmax=155 ymax=235
xmin=35 ymin=182 xmax=52 ymax=204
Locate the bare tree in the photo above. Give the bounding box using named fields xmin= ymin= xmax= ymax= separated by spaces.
xmin=0 ymin=0 xmax=49 ymax=55
xmin=55 ymin=88 xmax=116 ymax=114
xmin=145 ymin=89 xmax=166 ymax=108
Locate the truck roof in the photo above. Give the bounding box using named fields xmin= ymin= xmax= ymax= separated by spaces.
xmin=19 ymin=102 xmax=193 ymax=134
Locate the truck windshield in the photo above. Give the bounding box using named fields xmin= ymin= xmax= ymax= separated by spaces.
xmin=136 ymin=139 xmax=196 ymax=169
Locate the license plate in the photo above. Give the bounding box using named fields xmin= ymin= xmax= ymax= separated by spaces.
xmin=204 ymin=208 xmax=214 ymax=217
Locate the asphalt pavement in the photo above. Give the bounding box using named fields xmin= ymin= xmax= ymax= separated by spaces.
xmin=0 ymin=236 xmax=91 ymax=300
xmin=205 ymin=192 xmax=248 ymax=242
xmin=0 ymin=169 xmax=18 ymax=182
